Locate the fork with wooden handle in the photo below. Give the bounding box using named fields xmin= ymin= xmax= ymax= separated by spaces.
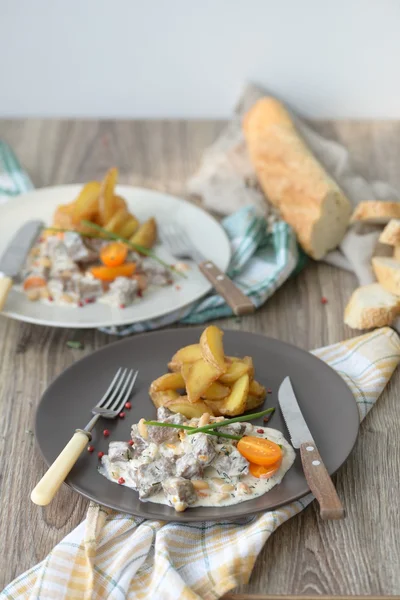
xmin=160 ymin=224 xmax=255 ymax=316
xmin=31 ymin=368 xmax=138 ymax=506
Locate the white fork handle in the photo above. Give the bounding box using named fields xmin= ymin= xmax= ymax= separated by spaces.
xmin=0 ymin=276 xmax=13 ymax=311
xmin=31 ymin=430 xmax=90 ymax=506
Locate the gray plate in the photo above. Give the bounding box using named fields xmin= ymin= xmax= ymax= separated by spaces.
xmin=35 ymin=328 xmax=359 ymax=522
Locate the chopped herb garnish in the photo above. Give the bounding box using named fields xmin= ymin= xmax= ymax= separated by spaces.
xmin=187 ymin=408 xmax=275 ymax=436
xmin=143 ymin=420 xmax=241 ymax=441
xmin=66 ymin=340 xmax=84 ymax=349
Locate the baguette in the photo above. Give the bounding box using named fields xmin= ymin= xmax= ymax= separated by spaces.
xmin=379 ymin=219 xmax=400 ymax=245
xmin=243 ymin=97 xmax=351 ymax=259
xmin=372 ymin=257 xmax=400 ymax=295
xmin=344 ymin=283 xmax=400 ymax=330
xmin=351 ymin=201 xmax=400 ymax=225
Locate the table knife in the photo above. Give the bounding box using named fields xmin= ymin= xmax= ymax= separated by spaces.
xmin=278 ymin=376 xmax=345 ymax=520
xmin=0 ymin=220 xmax=44 ymax=311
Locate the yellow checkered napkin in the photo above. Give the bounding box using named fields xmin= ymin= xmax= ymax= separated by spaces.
xmin=3 ymin=328 xmax=400 ymax=600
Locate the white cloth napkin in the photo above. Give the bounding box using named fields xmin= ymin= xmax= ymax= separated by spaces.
xmin=188 ymin=83 xmax=400 ymax=285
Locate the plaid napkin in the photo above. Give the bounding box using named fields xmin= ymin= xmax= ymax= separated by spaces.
xmin=2 ymin=327 xmax=400 ymax=600
xmin=0 ymin=139 xmax=304 ymax=335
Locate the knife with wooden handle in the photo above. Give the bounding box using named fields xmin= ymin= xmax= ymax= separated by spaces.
xmin=0 ymin=220 xmax=44 ymax=311
xmin=278 ymin=376 xmax=345 ymax=520
xmin=198 ymin=260 xmax=255 ymax=316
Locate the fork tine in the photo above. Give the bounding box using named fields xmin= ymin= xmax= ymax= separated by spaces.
xmin=95 ymin=368 xmax=123 ymax=408
xmin=101 ymin=368 xmax=129 ymax=409
xmin=161 ymin=224 xmax=189 ymax=257
xmin=160 ymin=226 xmax=180 ymax=254
xmin=109 ymin=369 xmax=138 ymax=412
xmin=174 ymin=226 xmax=205 ymax=263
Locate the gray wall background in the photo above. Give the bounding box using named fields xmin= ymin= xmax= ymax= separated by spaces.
xmin=0 ymin=0 xmax=399 ymax=118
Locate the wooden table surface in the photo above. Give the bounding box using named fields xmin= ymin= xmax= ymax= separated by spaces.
xmin=1 ymin=119 xmax=400 ymax=597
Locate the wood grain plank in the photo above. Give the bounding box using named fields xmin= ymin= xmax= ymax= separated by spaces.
xmin=0 ymin=119 xmax=400 ymax=594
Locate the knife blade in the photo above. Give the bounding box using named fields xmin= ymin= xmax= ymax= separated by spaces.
xmin=278 ymin=376 xmax=345 ymax=520
xmin=0 ymin=220 xmax=44 ymax=279
xmin=0 ymin=220 xmax=44 ymax=311
xmin=278 ymin=376 xmax=315 ymax=448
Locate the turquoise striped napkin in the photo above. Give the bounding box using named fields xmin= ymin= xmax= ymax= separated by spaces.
xmin=0 ymin=139 xmax=305 ymax=333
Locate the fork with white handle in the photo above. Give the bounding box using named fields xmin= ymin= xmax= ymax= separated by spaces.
xmin=161 ymin=224 xmax=255 ymax=316
xmin=31 ymin=368 xmax=138 ymax=506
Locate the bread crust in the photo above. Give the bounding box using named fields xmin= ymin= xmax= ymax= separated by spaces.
xmin=243 ymin=97 xmax=351 ymax=259
xmin=372 ymin=257 xmax=400 ymax=295
xmin=351 ymin=202 xmax=400 ymax=224
xmin=344 ymin=283 xmax=400 ymax=329
xmin=379 ymin=219 xmax=400 ymax=245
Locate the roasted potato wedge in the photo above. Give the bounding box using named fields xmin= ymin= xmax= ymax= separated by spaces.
xmin=245 ymin=393 xmax=265 ymax=412
xmin=49 ymin=203 xmax=74 ymax=235
xmin=113 ymin=195 xmax=127 ymax=212
xmin=149 ymin=389 xmax=180 ymax=409
xmin=119 ymin=214 xmax=139 ymax=239
xmin=52 ymin=202 xmax=75 ymax=229
xmin=200 ymin=325 xmax=226 ymax=373
xmin=168 ymin=344 xmax=203 ymax=372
xmin=180 ymin=363 xmax=192 ymax=381
xmin=201 ymin=381 xmax=230 ymax=400
xmin=72 ymin=181 xmax=101 ymax=224
xmin=219 ymin=360 xmax=251 ymax=385
xmin=104 ymin=207 xmax=129 ymax=234
xmin=99 ymin=167 xmax=118 ymax=225
xmin=216 ymin=374 xmax=249 ymax=416
xmin=183 ymin=358 xmax=223 ymax=403
xmin=242 ymin=356 xmax=255 ymax=380
xmin=249 ymin=379 xmax=266 ymax=400
xmin=203 ymin=399 xmax=223 ymax=417
xmin=166 ymin=397 xmax=214 ymax=418
xmin=150 ymin=372 xmax=185 ymax=392
xmin=130 ymin=217 xmax=157 ymax=249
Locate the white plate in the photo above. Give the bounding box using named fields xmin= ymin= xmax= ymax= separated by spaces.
xmin=0 ymin=185 xmax=231 ymax=328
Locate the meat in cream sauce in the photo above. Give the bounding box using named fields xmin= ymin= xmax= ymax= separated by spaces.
xmin=99 ymin=407 xmax=296 ymax=511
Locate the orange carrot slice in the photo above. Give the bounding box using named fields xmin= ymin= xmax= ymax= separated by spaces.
xmin=100 ymin=242 xmax=128 ymax=267
xmin=90 ymin=263 xmax=136 ymax=281
xmin=23 ymin=275 xmax=47 ymax=290
xmin=237 ymin=436 xmax=282 ymax=467
xmin=249 ymin=458 xmax=282 ymax=479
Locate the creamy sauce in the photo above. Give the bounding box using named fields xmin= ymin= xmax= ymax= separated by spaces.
xmin=21 ymin=233 xmax=171 ymax=308
xmin=99 ymin=425 xmax=295 ymax=509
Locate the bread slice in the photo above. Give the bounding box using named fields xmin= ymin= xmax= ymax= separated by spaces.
xmin=242 ymin=98 xmax=351 ymax=260
xmin=344 ymin=283 xmax=400 ymax=329
xmin=394 ymin=246 xmax=400 ymax=261
xmin=351 ymin=201 xmax=400 ymax=225
xmin=379 ymin=219 xmax=400 ymax=245
xmin=372 ymin=257 xmax=400 ymax=295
